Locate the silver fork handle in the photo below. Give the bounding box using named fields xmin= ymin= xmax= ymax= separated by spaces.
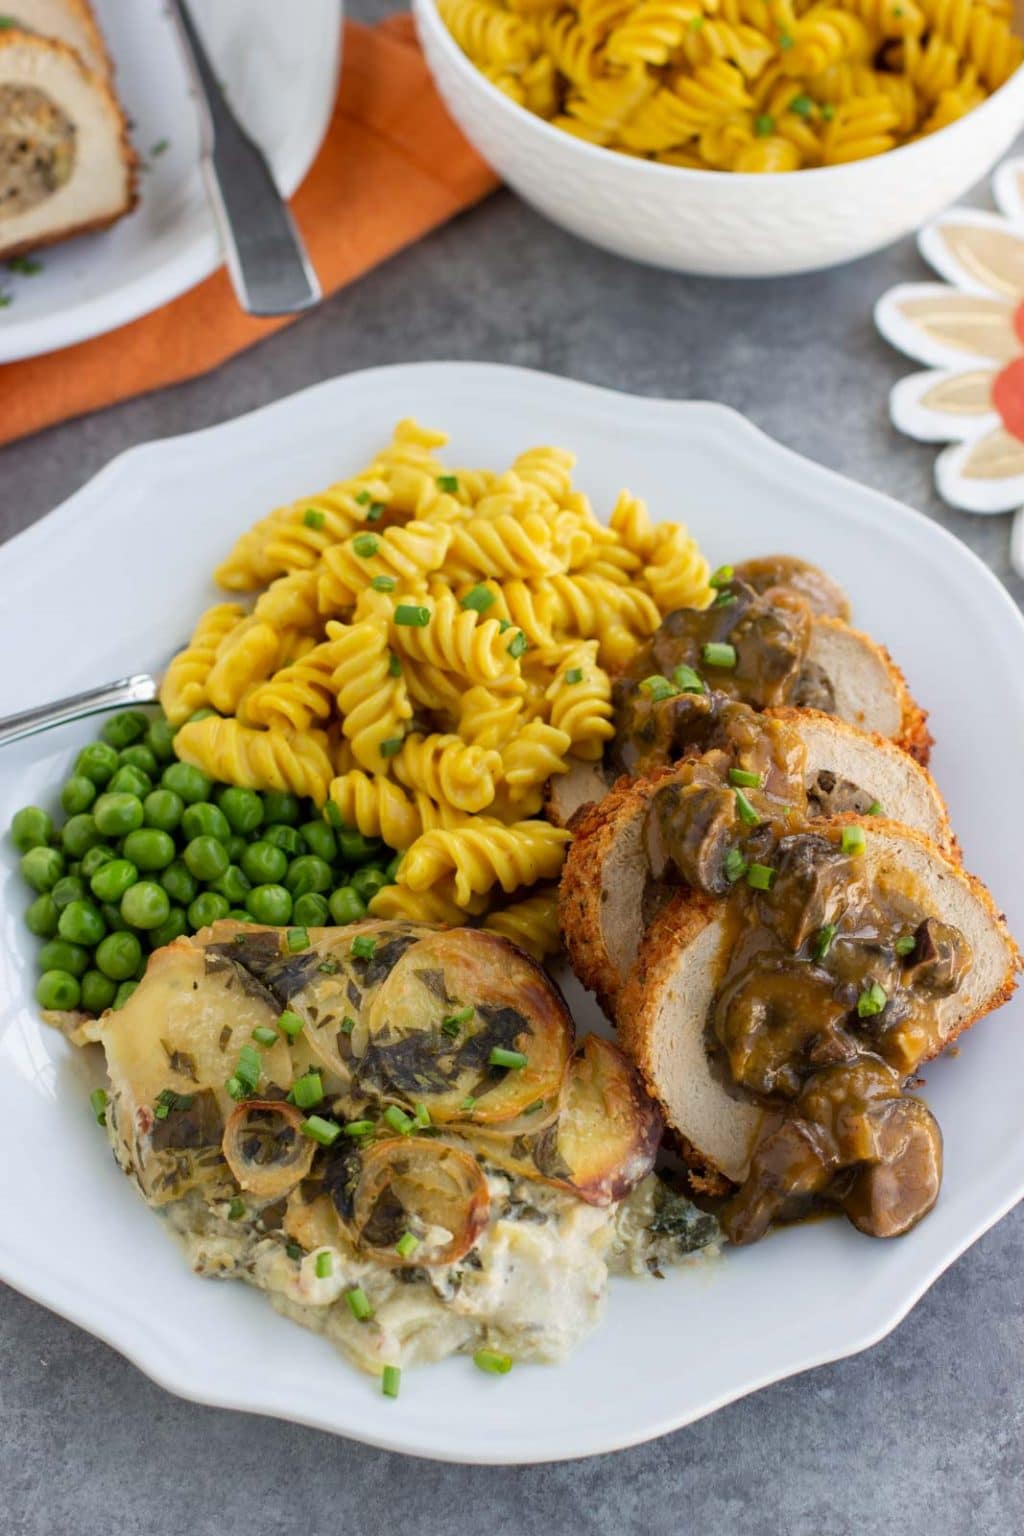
xmin=0 ymin=675 xmax=160 ymax=749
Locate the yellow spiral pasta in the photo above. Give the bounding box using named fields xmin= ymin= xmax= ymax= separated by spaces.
xmin=445 ymin=512 xmax=563 ymax=582
xmin=328 ymin=771 xmax=467 ymax=849
xmin=501 ymin=720 xmax=574 ymax=801
xmin=392 ymin=733 xmax=503 ymax=813
xmin=160 ymin=603 xmax=243 ymax=725
xmin=398 ymin=818 xmax=572 ymax=907
xmin=386 ymin=590 xmax=523 ymax=687
xmin=544 ymin=641 xmax=615 ymax=760
xmin=457 ymin=685 xmax=524 ymax=749
xmin=317 ymin=522 xmax=452 ymax=614
xmin=643 ymin=524 xmax=713 ymax=613
xmin=329 ymin=615 xmax=412 ymax=774
xmin=482 ymin=885 xmax=562 ymax=961
xmin=243 ymin=635 xmax=346 ymax=732
xmin=174 ymin=717 xmax=335 ymax=804
xmin=439 ymin=0 xmax=1021 ymax=167
xmin=205 ymin=620 xmax=282 ymax=716
xmin=369 ymin=879 xmax=489 ymax=925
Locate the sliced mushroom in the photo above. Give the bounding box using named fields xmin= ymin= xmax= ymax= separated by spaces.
xmin=341 ymin=1138 xmax=490 ymax=1267
xmin=222 ymin=1099 xmax=315 ymax=1199
xmin=731 ymin=557 xmax=852 ymax=622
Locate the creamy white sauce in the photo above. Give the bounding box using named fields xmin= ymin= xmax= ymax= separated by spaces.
xmin=164 ymin=1169 xmax=717 ymax=1377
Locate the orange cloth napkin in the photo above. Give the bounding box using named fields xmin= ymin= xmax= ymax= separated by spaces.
xmin=0 ymin=15 xmax=498 ymax=448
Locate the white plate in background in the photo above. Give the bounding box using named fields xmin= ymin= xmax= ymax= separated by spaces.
xmin=0 ymin=362 xmax=1021 ymax=1463
xmin=0 ymin=0 xmax=339 ymax=361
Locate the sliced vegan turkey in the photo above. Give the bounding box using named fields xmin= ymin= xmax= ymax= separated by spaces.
xmin=2 ymin=0 xmax=111 ymax=78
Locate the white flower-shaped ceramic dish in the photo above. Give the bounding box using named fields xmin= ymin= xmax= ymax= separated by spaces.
xmin=1 ymin=363 xmax=1022 ymax=1464
xmin=413 ymin=0 xmax=1024 ymax=276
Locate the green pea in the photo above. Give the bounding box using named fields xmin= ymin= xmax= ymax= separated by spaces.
xmin=351 ymin=866 xmax=388 ymax=903
xmin=107 ymin=764 xmax=152 ymax=798
xmin=119 ymin=743 xmax=158 ymax=777
xmin=328 ymin=886 xmax=366 ymax=925
xmin=246 ymin=884 xmax=292 ymax=925
xmin=58 ymin=899 xmax=107 ymax=947
xmin=143 ymin=788 xmax=184 ymax=832
xmin=120 ymin=881 xmax=170 ymax=930
xmin=181 ymin=802 xmax=230 ymax=843
xmin=227 ymin=909 xmax=252 ymax=923
xmin=338 ymin=828 xmax=381 ymax=865
xmin=161 ymin=859 xmax=198 ymax=905
xmin=262 ymin=823 xmax=304 ymax=856
xmin=26 ymin=893 xmax=60 ymax=938
xmin=261 ymin=790 xmax=301 ymax=826
xmin=52 ymin=875 xmax=87 ymax=910
xmin=286 ymin=854 xmax=332 ymax=897
xmin=38 ymin=939 xmax=90 ymax=978
xmin=81 ymin=969 xmax=116 ymax=1014
xmin=293 ymin=891 xmax=329 ymax=927
xmin=93 ymin=792 xmax=145 ymax=838
xmin=183 ymin=835 xmax=229 ymax=882
xmin=122 ymin=828 xmax=176 ymax=872
xmin=101 ymin=710 xmax=148 ymax=749
xmin=101 ymin=902 xmax=131 ymax=934
xmin=60 ymin=776 xmax=96 ymax=816
xmin=80 ymin=844 xmax=116 ymax=879
xmin=148 ymin=907 xmax=188 ymax=949
xmin=95 ymin=930 xmax=143 ymax=980
xmin=113 ymin=980 xmax=139 ymax=1009
xmin=62 ymin=814 xmax=102 ymax=858
xmin=20 ymin=845 xmax=65 ymax=893
xmin=145 ymin=718 xmax=177 ymax=762
xmin=218 ymin=785 xmax=264 ymax=835
xmin=300 ymin=820 xmax=337 ymax=863
xmin=66 ymin=860 xmax=83 ymax=879
xmin=161 ymin=761 xmax=213 ymax=804
xmin=241 ymin=840 xmax=288 ymax=886
xmin=224 ymin=834 xmax=247 ymax=864
xmin=212 ymin=865 xmax=251 ymax=904
xmin=385 ymin=852 xmax=402 ymax=882
xmin=75 ymin=741 xmax=119 ymax=786
xmin=36 ymin=969 xmax=81 ymax=1011
xmin=91 ymin=859 xmax=138 ymax=903
xmin=188 ymin=892 xmax=230 ymax=929
xmin=11 ymin=806 xmax=53 ymax=851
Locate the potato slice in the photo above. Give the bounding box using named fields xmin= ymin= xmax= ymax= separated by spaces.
xmin=222 ymin=1100 xmax=315 ymax=1199
xmin=329 ymin=1137 xmax=490 ymax=1267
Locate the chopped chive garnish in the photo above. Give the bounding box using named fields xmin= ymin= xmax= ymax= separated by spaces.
xmin=497 ymin=618 xmax=512 ymax=633
xmin=228 ymin=1196 xmax=246 ymax=1220
xmin=523 ymin=1099 xmax=545 ymax=1115
xmin=303 ymin=508 xmax=325 ymax=530
xmin=437 ymin=474 xmax=459 ymax=493
xmin=895 ymin=934 xmax=917 ymax=956
xmin=564 ymin=668 xmax=584 ymax=685
xmin=395 ymin=1231 xmax=419 ymax=1259
xmin=381 ymin=1365 xmax=401 ymax=1398
xmin=709 ymin=565 xmax=734 ymax=587
xmin=414 ymin=1102 xmax=431 ymax=1128
xmin=841 ymin=825 xmax=866 ymax=856
xmin=729 ymin=767 xmax=761 ymax=788
xmin=387 ymin=652 xmax=402 ymax=678
xmin=778 ymin=28 xmax=794 ymax=47
xmin=813 ymin=923 xmax=837 ymax=960
xmin=371 ymin=574 xmax=396 ymax=592
xmin=344 ymin=1119 xmax=375 ymax=1136
xmin=712 ymin=590 xmax=737 ymax=608
xmin=292 ymin=1072 xmax=324 ymax=1110
xmin=151 ymin=138 xmax=170 ymax=156
xmin=460 ymin=584 xmax=495 ymax=613
xmin=747 ymin=862 xmax=776 ymax=891
xmin=733 ymin=787 xmax=759 ymax=826
xmin=8 ymin=254 xmax=42 ymax=274
xmin=315 ymin=1251 xmax=333 ymax=1279
xmin=89 ymin=1087 xmax=108 ymax=1125
xmin=286 ymin=1242 xmax=303 ymax=1260
xmin=755 ymin=113 xmax=775 ymax=136
xmin=341 ymin=1015 xmax=356 ymax=1035
xmin=351 ymin=935 xmax=376 ymax=960
xmin=252 ymin=1026 xmax=278 ymax=1046
xmin=355 ymin=490 xmax=372 ymax=505
xmin=507 ymin=630 xmax=529 ymax=659
xmin=366 ymin=503 xmax=385 ymax=522
xmin=383 ymin=1105 xmax=414 ymax=1135
xmin=789 ymin=93 xmax=813 ymax=117
xmin=474 ymin=1347 xmax=513 ymax=1375
xmin=702 ymin=642 xmax=737 ymax=670
xmin=301 ymin=1115 xmax=341 ymax=1146
xmin=231 ymin=1043 xmax=261 ymax=1094
xmin=821 ymin=101 xmax=835 ymax=120
xmin=443 ymin=1006 xmax=473 ymax=1034
xmin=638 ymin=674 xmax=678 ymax=702
xmin=352 ymin=533 xmax=379 ymax=558
xmin=857 ymin=981 xmax=887 ymax=1018
xmin=318 ymin=958 xmax=340 ymax=975
xmin=287 ymin=926 xmax=310 ymax=951
xmin=278 ymin=1010 xmax=304 ymax=1037
xmin=346 ymin=1286 xmax=373 ymax=1320
xmin=394 ymin=604 xmax=430 ymax=627
xmin=867 ymin=800 xmax=884 ymax=816
xmin=489 ymin=1047 xmax=528 ymax=1069
xmin=380 ymin=736 xmax=404 ymax=758
xmin=460 ymin=1097 xmax=477 ymax=1112
xmin=723 ymin=847 xmax=747 ymax=883
xmin=225 ymin=1075 xmax=246 ymax=1101
xmin=672 ymin=663 xmax=706 ymax=694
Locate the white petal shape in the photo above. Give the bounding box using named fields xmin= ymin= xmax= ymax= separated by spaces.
xmin=890 ymin=367 xmax=999 ymax=445
xmin=920 ymin=210 xmax=1024 ymax=302
xmin=875 ymin=282 xmax=1018 ymax=368
xmin=936 ymin=428 xmax=1024 ymax=514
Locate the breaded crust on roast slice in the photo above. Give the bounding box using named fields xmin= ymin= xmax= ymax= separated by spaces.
xmin=616 ymin=817 xmax=1019 ymax=1191
xmin=546 ymin=759 xmax=610 ymax=830
xmin=807 ymin=616 xmax=932 ymax=764
xmin=560 ymin=715 xmax=954 ymax=1017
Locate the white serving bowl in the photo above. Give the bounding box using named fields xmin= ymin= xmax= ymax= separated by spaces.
xmin=413 ymin=0 xmax=1024 ymax=276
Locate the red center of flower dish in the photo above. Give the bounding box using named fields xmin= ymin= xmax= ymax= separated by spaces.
xmin=992 ymin=352 xmax=1024 ymax=442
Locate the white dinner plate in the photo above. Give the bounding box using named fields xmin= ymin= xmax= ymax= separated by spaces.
xmin=0 ymin=363 xmax=1022 ymax=1465
xmin=0 ymin=0 xmax=339 ymax=362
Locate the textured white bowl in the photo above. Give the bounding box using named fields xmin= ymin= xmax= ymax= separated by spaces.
xmin=414 ymin=0 xmax=1024 ymax=276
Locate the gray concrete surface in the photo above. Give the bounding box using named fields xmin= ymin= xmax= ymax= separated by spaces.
xmin=2 ymin=3 xmax=1022 ymax=1527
